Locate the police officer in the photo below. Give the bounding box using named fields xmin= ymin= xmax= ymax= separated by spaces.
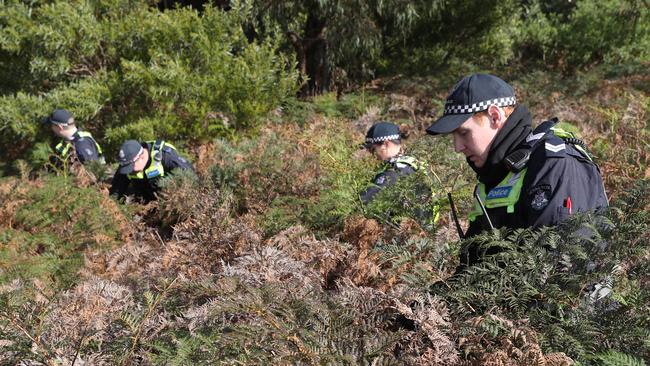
xmin=109 ymin=139 xmax=195 ymax=202
xmin=361 ymin=122 xmax=440 ymax=227
xmin=360 ymin=122 xmax=423 ymax=204
xmin=426 ymin=73 xmax=608 ymax=268
xmin=42 ymin=109 xmax=104 ymax=165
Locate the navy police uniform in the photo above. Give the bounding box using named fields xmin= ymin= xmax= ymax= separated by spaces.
xmin=360 ymin=122 xmax=419 ymax=204
xmin=466 ymin=119 xmax=608 ymax=235
xmin=462 ymin=119 xmax=609 ymax=265
xmin=360 ymin=154 xmax=420 ymax=204
xmin=43 ymin=109 xmax=104 ymax=165
xmin=54 ymin=130 xmax=104 ymax=164
xmin=360 ymin=121 xmax=440 ymax=224
xmin=109 ymin=139 xmax=194 ymax=202
xmin=427 ymin=74 xmax=608 ymax=268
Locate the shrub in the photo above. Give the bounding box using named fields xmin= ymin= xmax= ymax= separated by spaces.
xmin=0 ymin=0 xmax=299 ymax=166
xmin=514 ymin=0 xmax=650 ymax=71
xmin=205 ymin=115 xmax=373 ymax=236
xmin=386 ymin=0 xmax=649 ymax=75
xmin=363 ymin=170 xmax=441 ymax=231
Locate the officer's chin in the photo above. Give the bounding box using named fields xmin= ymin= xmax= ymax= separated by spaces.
xmin=466 ymin=156 xmax=483 ymax=168
xmin=466 ymin=157 xmax=484 ymax=174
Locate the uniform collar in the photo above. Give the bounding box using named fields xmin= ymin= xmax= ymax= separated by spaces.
xmin=385 ymin=153 xmax=405 ymax=164
xmin=142 ymin=143 xmax=153 ymax=171
xmin=472 ymin=105 xmax=532 ymax=190
xmin=70 ymin=130 xmax=82 ymax=141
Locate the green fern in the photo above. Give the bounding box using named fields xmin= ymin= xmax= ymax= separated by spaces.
xmin=594 ymin=350 xmax=646 ymax=366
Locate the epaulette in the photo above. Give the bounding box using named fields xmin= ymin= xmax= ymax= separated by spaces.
xmin=540 ymin=134 xmax=568 ymax=158
xmin=505 ymin=117 xmax=597 ymax=173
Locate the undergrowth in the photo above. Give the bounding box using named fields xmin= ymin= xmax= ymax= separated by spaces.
xmin=0 ymin=72 xmax=648 ymax=365
xmin=0 ymin=170 xmax=130 ymax=288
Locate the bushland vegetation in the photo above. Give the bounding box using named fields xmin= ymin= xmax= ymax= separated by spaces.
xmin=0 ymin=0 xmax=299 ymax=169
xmin=1 ymin=0 xmax=649 ymax=365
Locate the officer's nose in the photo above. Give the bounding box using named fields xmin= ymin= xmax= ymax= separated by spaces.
xmin=453 ymin=135 xmax=465 ymax=153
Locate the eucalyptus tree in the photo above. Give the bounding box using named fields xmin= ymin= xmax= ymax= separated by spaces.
xmin=242 ymin=0 xmax=426 ymax=96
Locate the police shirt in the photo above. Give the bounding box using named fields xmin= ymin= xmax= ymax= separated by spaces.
xmin=55 ymin=130 xmax=103 ymax=164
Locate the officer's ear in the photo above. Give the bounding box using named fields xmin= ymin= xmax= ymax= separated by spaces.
xmin=486 ymin=104 xmax=506 ymax=129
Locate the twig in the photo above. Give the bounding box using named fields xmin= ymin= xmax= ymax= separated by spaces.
xmin=153 ymin=230 xmax=165 ymax=246
xmin=71 ymin=282 xmax=109 ymax=366
xmin=371 ymin=213 xmax=400 ymax=230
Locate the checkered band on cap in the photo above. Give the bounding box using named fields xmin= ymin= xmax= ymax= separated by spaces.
xmin=444 ymin=96 xmax=517 ymax=115
xmin=365 ymin=134 xmax=400 ymax=144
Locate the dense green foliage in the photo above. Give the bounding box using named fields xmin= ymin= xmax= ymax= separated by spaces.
xmin=244 ymin=0 xmax=649 ymax=89
xmin=429 ymin=0 xmax=648 ymax=71
xmin=0 ymin=0 xmax=649 ymax=364
xmin=0 ymin=0 xmax=299 ymax=167
xmin=2 ymin=0 xmax=647 ymax=169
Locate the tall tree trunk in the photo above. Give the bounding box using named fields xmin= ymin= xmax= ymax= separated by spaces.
xmin=289 ymin=11 xmax=329 ymax=97
xmin=288 ymin=32 xmax=308 ymax=89
xmin=303 ymin=12 xmax=329 ymax=96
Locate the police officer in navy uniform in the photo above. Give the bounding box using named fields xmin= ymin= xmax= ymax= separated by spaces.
xmin=42 ymin=109 xmax=104 ymax=165
xmin=109 ymin=139 xmax=195 ymax=202
xmin=426 ymin=73 xmax=608 ymax=269
xmin=360 ymin=122 xmax=423 ymax=204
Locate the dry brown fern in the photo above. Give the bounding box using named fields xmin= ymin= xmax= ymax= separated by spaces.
xmin=222 ymin=246 xmax=322 ymax=296
xmin=193 ymin=142 xmax=220 ymax=175
xmin=457 ymin=314 xmax=575 ymax=366
xmin=342 ymin=216 xmax=383 ymax=284
xmin=41 ymin=277 xmax=135 ymax=347
xmin=0 ymin=179 xmax=30 ymax=229
xmin=394 ymin=293 xmax=459 ymax=365
xmin=266 ymin=225 xmax=349 ymax=285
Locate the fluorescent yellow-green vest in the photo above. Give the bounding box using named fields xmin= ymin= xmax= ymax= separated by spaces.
xmin=394 ymin=155 xmax=423 ymax=170
xmin=126 ymin=140 xmax=176 ymax=180
xmin=469 ymin=169 xmax=528 ymax=222
xmin=55 ymin=131 xmax=103 ymax=158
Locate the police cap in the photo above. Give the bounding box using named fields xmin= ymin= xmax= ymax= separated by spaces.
xmin=43 ymin=109 xmax=74 ymax=126
xmin=363 ymin=122 xmax=401 ymax=149
xmin=117 ymin=140 xmax=144 ymax=174
xmin=426 ymin=74 xmax=517 ymax=135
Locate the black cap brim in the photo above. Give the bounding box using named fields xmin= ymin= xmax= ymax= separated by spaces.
xmin=426 ymin=113 xmax=471 ymax=135
xmin=118 ymin=163 xmax=135 ymax=175
xmin=42 ymin=117 xmax=70 ymax=126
